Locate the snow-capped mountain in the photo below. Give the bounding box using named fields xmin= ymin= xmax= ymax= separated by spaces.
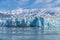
xmin=0 ymin=8 xmax=60 ymax=18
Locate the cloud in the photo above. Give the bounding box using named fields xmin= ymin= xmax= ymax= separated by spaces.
xmin=20 ymin=0 xmax=29 ymax=2
xmin=33 ymin=0 xmax=43 ymax=4
xmin=56 ymin=0 xmax=60 ymax=3
xmin=29 ymin=0 xmax=60 ymax=8
xmin=45 ymin=0 xmax=53 ymax=3
xmin=0 ymin=0 xmax=60 ymax=11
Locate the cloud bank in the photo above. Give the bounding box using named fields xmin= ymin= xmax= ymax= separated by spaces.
xmin=0 ymin=0 xmax=60 ymax=10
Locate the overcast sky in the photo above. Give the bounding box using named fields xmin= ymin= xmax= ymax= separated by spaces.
xmin=0 ymin=0 xmax=60 ymax=11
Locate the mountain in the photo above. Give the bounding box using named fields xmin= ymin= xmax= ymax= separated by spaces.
xmin=0 ymin=13 xmax=12 ymax=18
xmin=0 ymin=8 xmax=60 ymax=18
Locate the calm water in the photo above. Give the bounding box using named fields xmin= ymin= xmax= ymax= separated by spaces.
xmin=0 ymin=27 xmax=60 ymax=40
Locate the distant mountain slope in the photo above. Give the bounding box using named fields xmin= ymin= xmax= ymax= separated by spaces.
xmin=0 ymin=13 xmax=12 ymax=18
xmin=0 ymin=8 xmax=60 ymax=18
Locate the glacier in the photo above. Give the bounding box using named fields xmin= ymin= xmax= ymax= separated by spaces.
xmin=0 ymin=8 xmax=60 ymax=28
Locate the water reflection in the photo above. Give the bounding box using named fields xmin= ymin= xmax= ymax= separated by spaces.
xmin=0 ymin=27 xmax=60 ymax=40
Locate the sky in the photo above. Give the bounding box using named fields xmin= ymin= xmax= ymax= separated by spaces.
xmin=0 ymin=0 xmax=60 ymax=11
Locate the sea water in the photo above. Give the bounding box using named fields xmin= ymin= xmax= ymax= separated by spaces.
xmin=0 ymin=27 xmax=60 ymax=40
